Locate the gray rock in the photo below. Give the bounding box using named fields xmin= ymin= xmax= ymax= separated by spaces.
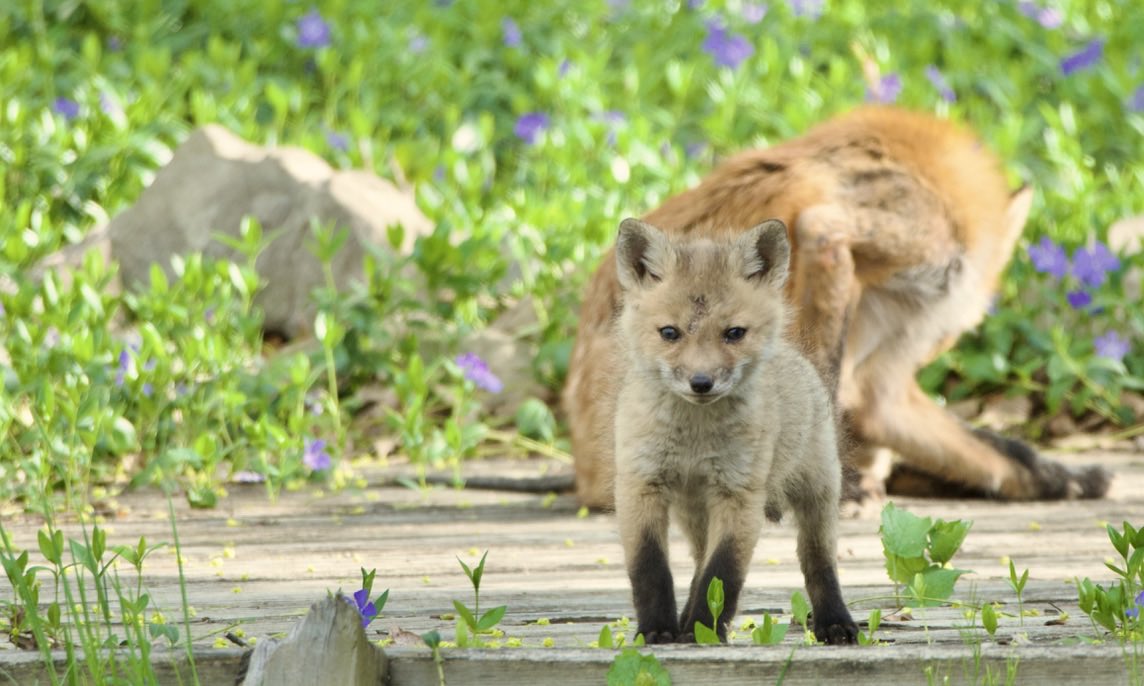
xmin=106 ymin=125 xmax=432 ymax=336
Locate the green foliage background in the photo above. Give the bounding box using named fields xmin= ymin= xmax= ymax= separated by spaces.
xmin=0 ymin=0 xmax=1141 ymax=509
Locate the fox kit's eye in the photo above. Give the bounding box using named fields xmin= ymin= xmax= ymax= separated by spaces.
xmin=659 ymin=326 xmax=681 ymax=342
xmin=723 ymin=327 xmax=747 ymax=343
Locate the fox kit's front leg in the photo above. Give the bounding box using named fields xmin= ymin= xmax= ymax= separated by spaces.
xmin=615 ymin=470 xmax=679 ymax=643
xmin=789 ymin=486 xmax=857 ymax=644
xmin=678 ymin=491 xmax=764 ymax=641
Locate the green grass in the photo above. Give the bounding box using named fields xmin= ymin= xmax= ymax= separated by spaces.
xmin=0 ymin=0 xmax=1141 ymax=515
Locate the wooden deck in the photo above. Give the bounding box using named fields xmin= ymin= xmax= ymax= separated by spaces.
xmin=3 ymin=449 xmax=1144 ymax=684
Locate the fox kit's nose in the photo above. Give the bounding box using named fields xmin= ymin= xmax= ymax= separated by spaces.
xmin=689 ymin=374 xmax=714 ymax=394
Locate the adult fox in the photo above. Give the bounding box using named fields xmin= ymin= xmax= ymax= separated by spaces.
xmin=563 ymin=106 xmax=1111 ymax=509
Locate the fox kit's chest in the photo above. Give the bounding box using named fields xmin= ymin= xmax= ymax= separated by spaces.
xmin=614 ymin=391 xmax=769 ymax=490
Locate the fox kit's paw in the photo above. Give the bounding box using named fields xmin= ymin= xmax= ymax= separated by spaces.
xmin=638 ymin=628 xmax=683 ymax=645
xmin=814 ymin=608 xmax=858 ymax=645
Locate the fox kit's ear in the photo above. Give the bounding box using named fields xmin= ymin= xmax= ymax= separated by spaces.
xmin=616 ymin=218 xmax=670 ymax=290
xmin=737 ymin=219 xmax=790 ymax=288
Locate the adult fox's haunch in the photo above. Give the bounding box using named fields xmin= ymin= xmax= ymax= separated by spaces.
xmin=563 ymin=106 xmax=1112 ymax=509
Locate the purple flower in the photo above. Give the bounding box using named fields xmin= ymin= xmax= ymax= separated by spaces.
xmin=142 ymin=382 xmax=154 ymax=397
xmin=296 ymin=10 xmax=331 ymax=49
xmin=232 ymin=470 xmax=266 ymax=484
xmin=1018 ymin=1 xmax=1063 ymax=28
xmin=925 ymin=65 xmax=956 ymax=103
xmin=702 ymin=20 xmax=754 ymax=70
xmin=685 ymin=141 xmax=707 ymax=159
xmin=115 ymin=349 xmax=131 ymax=386
xmin=1129 ymin=85 xmax=1144 ymax=113
xmin=455 ymin=352 xmax=503 ymax=393
xmin=350 ymin=588 xmax=378 ymax=628
xmin=409 ymin=32 xmax=429 ymax=55
xmin=1066 ymin=290 xmax=1092 ymax=309
xmin=688 ymin=0 xmax=704 ymax=7
xmin=303 ymin=438 xmax=332 ymax=471
xmin=1072 ymin=242 xmax=1120 ymax=288
xmin=204 ymin=307 xmax=216 ymax=324
xmin=1027 ymin=236 xmax=1069 ymax=278
xmin=789 ymin=0 xmax=823 ymax=19
xmin=99 ymin=92 xmax=120 ymax=115
xmin=514 ymin=112 xmax=549 ymax=145
xmin=107 ymin=36 xmax=123 ymax=52
xmin=742 ymin=2 xmax=769 ymax=23
xmin=502 ymin=18 xmax=522 ymax=48
xmin=558 ymin=59 xmax=571 ymax=77
xmin=866 ymin=73 xmax=902 ymax=104
xmin=1060 ymin=39 xmax=1104 ymax=76
xmin=325 ymin=130 xmax=350 ymax=152
xmin=1129 ymin=606 xmax=1141 ymax=620
xmin=1094 ymin=331 xmax=1130 ymax=362
xmin=52 ymin=97 xmax=80 ymax=120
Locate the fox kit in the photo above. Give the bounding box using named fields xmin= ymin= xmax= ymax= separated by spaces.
xmin=565 ymin=106 xmax=1111 ymax=509
xmin=613 ymin=217 xmax=857 ymax=645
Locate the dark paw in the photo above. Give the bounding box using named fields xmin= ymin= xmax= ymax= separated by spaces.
xmin=814 ymin=609 xmax=858 ymax=645
xmin=1031 ymin=460 xmax=1112 ymax=500
xmin=640 ymin=630 xmax=679 ymax=645
xmin=675 ymin=630 xmax=696 ymax=644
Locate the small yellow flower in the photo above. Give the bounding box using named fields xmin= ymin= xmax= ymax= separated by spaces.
xmin=226 ymin=518 xmax=240 ymax=528
xmin=535 ymin=618 xmax=550 ymax=626
xmin=577 ymin=506 xmax=589 ymax=519
xmin=543 ymin=637 xmax=555 ymax=648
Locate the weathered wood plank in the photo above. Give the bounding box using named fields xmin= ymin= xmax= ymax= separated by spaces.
xmin=0 ymin=450 xmax=1141 ymax=683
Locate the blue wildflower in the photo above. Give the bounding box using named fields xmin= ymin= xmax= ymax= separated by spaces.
xmin=409 ymin=32 xmax=429 ymax=55
xmin=296 ymin=10 xmax=331 ymax=49
xmin=558 ymin=59 xmax=571 ymax=77
xmin=325 ymin=130 xmax=350 ymax=152
xmin=303 ymin=438 xmax=332 ymax=471
xmin=1066 ymin=290 xmax=1092 ymax=309
xmin=115 ymin=349 xmax=131 ymax=386
xmin=455 ymin=352 xmax=503 ymax=393
xmin=1130 ymin=85 xmax=1144 ymax=113
xmin=866 ymin=73 xmax=902 ymax=104
xmin=1072 ymin=242 xmax=1119 ymax=288
xmin=789 ymin=0 xmax=823 ymax=19
xmin=1018 ymin=1 xmax=1063 ymax=28
xmin=1060 ymin=39 xmax=1104 ymax=76
xmin=514 ymin=112 xmax=549 ymax=145
xmin=1094 ymin=331 xmax=1130 ymax=362
xmin=350 ymin=588 xmax=379 ymax=628
xmin=702 ymin=20 xmax=754 ymax=70
xmin=502 ymin=18 xmax=522 ymax=48
xmin=232 ymin=470 xmax=266 ymax=484
xmin=925 ymin=65 xmax=956 ymax=103
xmin=742 ymin=2 xmax=768 ymax=23
xmin=52 ymin=97 xmax=80 ymax=120
xmin=1027 ymin=236 xmax=1069 ymax=278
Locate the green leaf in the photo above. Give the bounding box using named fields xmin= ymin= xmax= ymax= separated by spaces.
xmin=751 ymin=613 xmax=789 ymax=645
xmin=422 ymin=629 xmax=442 ymax=649
xmin=791 ymin=590 xmax=811 ymax=628
xmin=515 ymin=398 xmax=556 ymax=442
xmin=982 ymin=604 xmax=998 ymax=636
xmin=453 ymin=600 xmax=477 ymax=631
xmin=884 ymin=552 xmax=930 ymax=586
xmin=706 ymin=577 xmax=725 ymax=627
xmin=880 ymin=502 xmax=932 ymax=559
xmin=476 ymin=605 xmax=506 ymax=632
xmin=598 ymin=623 xmax=614 ymax=649
xmin=928 ymin=519 xmax=972 ymax=565
xmin=454 ymin=617 xmax=470 ymax=647
xmin=911 ymin=567 xmax=969 ymax=606
xmin=472 ymin=550 xmax=489 ymax=590
xmin=694 ymin=621 xmax=721 ymax=645
xmin=607 ymin=648 xmax=672 ymax=686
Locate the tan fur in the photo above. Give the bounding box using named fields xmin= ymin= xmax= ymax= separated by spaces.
xmin=564 ymin=106 xmax=1109 ymax=509
xmin=612 ymin=219 xmax=855 ymax=644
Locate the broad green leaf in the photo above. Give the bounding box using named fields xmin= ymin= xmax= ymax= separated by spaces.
xmin=880 ymin=502 xmax=932 ymax=559
xmin=476 ymin=605 xmax=506 ymax=632
xmin=694 ymin=621 xmax=721 ymax=645
xmin=928 ymin=519 xmax=972 ymax=565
